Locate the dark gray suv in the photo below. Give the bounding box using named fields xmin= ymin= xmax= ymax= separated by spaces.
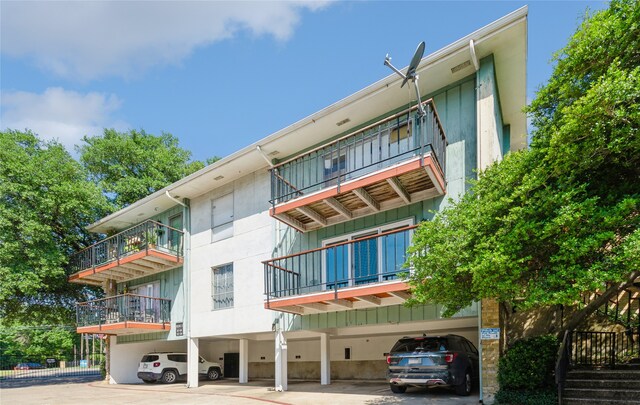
xmin=387 ymin=334 xmax=479 ymax=395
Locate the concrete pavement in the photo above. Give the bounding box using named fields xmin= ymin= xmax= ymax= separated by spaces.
xmin=0 ymin=376 xmax=480 ymax=404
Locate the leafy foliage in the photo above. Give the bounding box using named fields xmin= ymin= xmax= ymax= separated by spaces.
xmin=406 ymin=0 xmax=639 ymax=316
xmin=495 ymin=388 xmax=557 ymax=405
xmin=498 ymin=335 xmax=558 ymax=391
xmin=0 ymin=130 xmax=108 ymax=323
xmin=0 ymin=324 xmax=76 ymax=359
xmin=77 ymin=128 xmax=218 ymax=209
xmin=495 ymin=335 xmax=559 ymax=405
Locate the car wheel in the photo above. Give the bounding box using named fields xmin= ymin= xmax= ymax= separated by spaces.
xmin=389 ymin=384 xmax=407 ymax=394
xmin=455 ymin=369 xmax=472 ymax=396
xmin=207 ymin=367 xmax=220 ymax=381
xmin=142 ymin=379 xmax=156 ymax=384
xmin=161 ymin=369 xmax=178 ymax=384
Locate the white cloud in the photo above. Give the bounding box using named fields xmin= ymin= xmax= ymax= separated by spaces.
xmin=1 ymin=1 xmax=329 ymax=80
xmin=1 ymin=87 xmax=127 ymax=150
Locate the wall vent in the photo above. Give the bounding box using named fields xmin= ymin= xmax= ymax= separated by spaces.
xmin=451 ymin=60 xmax=472 ymax=73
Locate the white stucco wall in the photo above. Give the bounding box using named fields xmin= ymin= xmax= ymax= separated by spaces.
xmin=189 ymin=170 xmax=275 ymax=338
xmin=109 ymin=338 xmax=186 ymax=384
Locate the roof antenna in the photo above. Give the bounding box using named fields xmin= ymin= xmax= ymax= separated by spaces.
xmin=384 ymin=41 xmax=426 ymax=117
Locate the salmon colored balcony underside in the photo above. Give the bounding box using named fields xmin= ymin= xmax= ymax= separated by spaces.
xmin=270 ymin=155 xmax=445 ymax=232
xmin=68 ymin=248 xmax=183 ymax=286
xmin=264 ymin=281 xmax=412 ymax=315
xmin=77 ymin=322 xmax=171 ymax=336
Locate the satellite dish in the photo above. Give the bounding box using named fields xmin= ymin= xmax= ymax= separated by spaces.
xmin=384 ymin=41 xmax=427 ymax=116
xmin=401 ymin=41 xmax=425 ymax=88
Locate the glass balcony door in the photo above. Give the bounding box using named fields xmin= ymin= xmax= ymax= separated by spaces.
xmin=323 ymin=219 xmax=413 ymax=290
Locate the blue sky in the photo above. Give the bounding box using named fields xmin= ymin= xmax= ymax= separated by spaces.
xmin=1 ymin=1 xmax=607 ymax=162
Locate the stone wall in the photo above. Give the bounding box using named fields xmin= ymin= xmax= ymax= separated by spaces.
xmin=481 ymin=299 xmax=502 ymax=404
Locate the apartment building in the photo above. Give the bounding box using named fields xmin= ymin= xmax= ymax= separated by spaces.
xmin=68 ymin=7 xmax=527 ymax=402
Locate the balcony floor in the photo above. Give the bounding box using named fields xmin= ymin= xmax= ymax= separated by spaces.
xmin=265 ymin=280 xmax=412 ymax=315
xmin=77 ymin=321 xmax=171 ymax=336
xmin=69 ymin=248 xmax=183 ymax=286
xmin=271 ymin=155 xmax=445 ymax=232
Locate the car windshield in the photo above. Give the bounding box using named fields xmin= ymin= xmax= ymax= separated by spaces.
xmin=141 ymin=355 xmax=159 ymax=362
xmin=391 ymin=338 xmax=448 ymax=353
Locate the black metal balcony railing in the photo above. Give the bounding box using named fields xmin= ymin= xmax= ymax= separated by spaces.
xmin=76 ymin=294 xmax=171 ymax=327
xmin=69 ymin=220 xmax=183 ymax=274
xmin=264 ymin=225 xmax=415 ymax=301
xmin=270 ymin=100 xmax=446 ymax=205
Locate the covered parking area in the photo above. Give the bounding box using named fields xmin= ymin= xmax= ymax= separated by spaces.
xmin=188 ymin=313 xmax=479 ymax=394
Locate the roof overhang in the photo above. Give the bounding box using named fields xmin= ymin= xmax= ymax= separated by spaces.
xmin=89 ymin=6 xmax=527 ymax=234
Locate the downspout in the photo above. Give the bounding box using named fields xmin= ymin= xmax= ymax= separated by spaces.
xmin=471 ymin=38 xmax=483 ymax=404
xmin=166 ymin=190 xmax=191 ymax=386
xmin=256 ymin=145 xmax=275 ymax=168
xmin=166 ymin=190 xmax=187 ymax=208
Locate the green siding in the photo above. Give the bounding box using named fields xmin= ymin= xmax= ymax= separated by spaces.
xmin=503 ymin=124 xmax=511 ymax=155
xmin=117 ymin=331 xmax=170 ymax=344
xmin=282 ymin=302 xmax=478 ymax=332
xmin=117 ymin=266 xmax=186 ymax=342
xmin=276 ymin=76 xmax=477 ymax=256
xmin=275 ymin=77 xmax=479 ymax=334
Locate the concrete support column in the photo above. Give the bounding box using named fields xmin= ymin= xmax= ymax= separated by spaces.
xmin=320 ymin=333 xmax=330 ymax=385
xmin=275 ymin=330 xmax=288 ymax=391
xmin=239 ymin=339 xmax=249 ymax=384
xmin=187 ymin=337 xmax=199 ymax=388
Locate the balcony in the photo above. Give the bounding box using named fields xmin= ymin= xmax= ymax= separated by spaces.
xmin=68 ymin=220 xmax=183 ymax=286
xmin=270 ymin=100 xmax=447 ymax=232
xmin=76 ymin=294 xmax=171 ymax=335
xmin=263 ymin=225 xmax=416 ymax=314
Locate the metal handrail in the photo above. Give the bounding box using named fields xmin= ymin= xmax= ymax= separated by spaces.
xmin=77 ymin=293 xmax=171 ymax=306
xmin=270 ymin=100 xmax=447 ymax=205
xmin=263 ymin=225 xmax=418 ymax=264
xmin=76 ymin=293 xmax=171 ymax=327
xmin=263 ymin=225 xmax=415 ymax=300
xmin=555 ymin=330 xmax=571 ymax=405
xmin=68 ymin=220 xmax=184 ymax=274
xmin=272 ymin=99 xmax=446 ymax=169
xmin=72 ymin=220 xmax=182 ymax=255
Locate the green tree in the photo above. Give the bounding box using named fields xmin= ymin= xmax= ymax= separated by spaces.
xmin=406 ymin=0 xmax=639 ymax=332
xmin=0 ymin=130 xmax=108 ymax=325
xmin=78 ymin=129 xmax=218 ymax=208
xmin=0 ymin=324 xmax=76 ymax=359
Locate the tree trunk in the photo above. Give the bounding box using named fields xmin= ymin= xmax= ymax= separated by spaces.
xmin=560 ymin=270 xmax=640 ymax=337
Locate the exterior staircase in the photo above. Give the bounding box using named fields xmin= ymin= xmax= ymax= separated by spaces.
xmin=562 ymin=367 xmax=640 ymax=404
xmin=557 ymin=284 xmax=640 ymax=404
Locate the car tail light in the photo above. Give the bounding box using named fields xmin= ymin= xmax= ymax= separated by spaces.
xmin=444 ymin=353 xmax=457 ymax=363
xmin=153 ymin=362 xmax=161 ymax=367
xmin=386 ymin=356 xmax=391 ymax=364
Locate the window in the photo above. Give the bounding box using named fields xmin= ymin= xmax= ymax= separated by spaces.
xmin=211 ymin=193 xmax=233 ymax=242
xmin=212 ymin=264 xmax=234 ymax=310
xmin=167 ymin=354 xmax=187 ymax=362
xmin=322 ymin=219 xmax=413 ymax=289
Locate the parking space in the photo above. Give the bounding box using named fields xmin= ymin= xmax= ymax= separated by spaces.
xmin=1 ymin=377 xmax=480 ymax=405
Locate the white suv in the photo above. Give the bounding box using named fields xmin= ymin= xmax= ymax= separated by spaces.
xmin=137 ymin=352 xmax=223 ymax=383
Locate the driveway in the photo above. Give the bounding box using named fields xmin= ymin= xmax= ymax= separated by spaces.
xmin=0 ymin=376 xmax=480 ymax=404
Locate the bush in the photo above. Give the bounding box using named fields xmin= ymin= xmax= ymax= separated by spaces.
xmin=498 ymin=335 xmax=559 ymax=391
xmin=495 ymin=388 xmax=557 ymax=405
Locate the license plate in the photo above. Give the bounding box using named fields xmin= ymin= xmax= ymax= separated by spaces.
xmin=408 ymin=358 xmax=421 ymax=365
